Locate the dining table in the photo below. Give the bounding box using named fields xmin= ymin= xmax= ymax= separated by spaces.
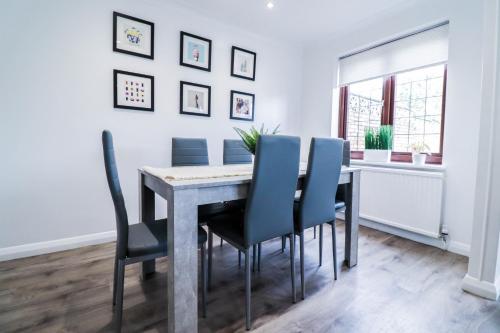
xmin=138 ymin=164 xmax=361 ymax=333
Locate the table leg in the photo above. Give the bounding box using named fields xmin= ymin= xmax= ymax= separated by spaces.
xmin=344 ymin=171 xmax=360 ymax=268
xmin=167 ymin=188 xmax=198 ymax=333
xmin=139 ymin=172 xmax=156 ymax=276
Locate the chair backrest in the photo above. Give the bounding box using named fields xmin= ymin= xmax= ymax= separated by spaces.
xmin=172 ymin=138 xmax=209 ymax=166
xmin=298 ymin=138 xmax=343 ymax=230
xmin=223 ymin=139 xmax=252 ymax=165
xmin=342 ymin=140 xmax=350 ymax=166
xmin=102 ymin=130 xmax=128 ymax=259
xmin=244 ymin=135 xmax=300 ymax=247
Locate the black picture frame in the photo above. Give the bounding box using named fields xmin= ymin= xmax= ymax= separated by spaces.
xmin=179 ymin=31 xmax=212 ymax=72
xmin=114 ymin=69 xmax=154 ymax=112
xmin=180 ymin=81 xmax=211 ymax=117
xmin=113 ymin=12 xmax=154 ymax=59
xmin=230 ymin=90 xmax=255 ymax=121
xmin=231 ymin=46 xmax=256 ymax=81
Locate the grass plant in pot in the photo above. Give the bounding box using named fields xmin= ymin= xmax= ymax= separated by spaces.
xmin=410 ymin=142 xmax=430 ymax=166
xmin=233 ymin=124 xmax=280 ymax=155
xmin=364 ymin=125 xmax=393 ymax=163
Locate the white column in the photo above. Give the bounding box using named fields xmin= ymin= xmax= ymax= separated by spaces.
xmin=462 ymin=0 xmax=500 ymax=300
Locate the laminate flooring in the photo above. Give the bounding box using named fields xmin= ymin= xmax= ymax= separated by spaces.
xmin=1 ymin=222 xmax=499 ymax=333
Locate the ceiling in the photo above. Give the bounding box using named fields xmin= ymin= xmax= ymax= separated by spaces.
xmin=172 ymin=0 xmax=416 ymax=43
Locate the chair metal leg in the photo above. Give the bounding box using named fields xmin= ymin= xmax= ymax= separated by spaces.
xmin=252 ymin=245 xmax=257 ymax=272
xmin=314 ymin=226 xmax=317 ymax=239
xmin=208 ymin=230 xmax=213 ymax=289
xmin=220 ymin=238 xmax=223 ymax=247
xmin=319 ymin=224 xmax=323 ymax=266
xmin=245 ymin=248 xmax=252 ymax=330
xmin=281 ymin=236 xmax=286 ymax=253
xmin=142 ymin=259 xmax=155 ymax=279
xmin=112 ymin=255 xmax=118 ymax=306
xmin=238 ymin=250 xmax=242 ymax=268
xmin=331 ymin=222 xmax=338 ymax=280
xmin=300 ymin=232 xmax=305 ymax=300
xmin=200 ymin=243 xmax=207 ymax=318
xmin=115 ymin=259 xmax=125 ymax=331
xmin=257 ymin=243 xmax=262 ymax=272
xmin=289 ymin=234 xmax=296 ymax=303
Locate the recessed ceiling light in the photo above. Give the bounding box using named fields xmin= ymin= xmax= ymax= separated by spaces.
xmin=267 ymin=1 xmax=274 ymax=9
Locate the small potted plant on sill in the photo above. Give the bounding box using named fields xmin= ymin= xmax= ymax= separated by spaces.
xmin=410 ymin=142 xmax=430 ymax=166
xmin=234 ymin=124 xmax=280 ymax=155
xmin=364 ymin=125 xmax=393 ymax=163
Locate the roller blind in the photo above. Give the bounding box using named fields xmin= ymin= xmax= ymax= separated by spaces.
xmin=338 ymin=23 xmax=449 ymax=86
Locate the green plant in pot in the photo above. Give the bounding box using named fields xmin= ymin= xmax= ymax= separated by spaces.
xmin=364 ymin=125 xmax=393 ymax=162
xmin=410 ymin=142 xmax=430 ymax=165
xmin=233 ymin=124 xmax=280 ymax=155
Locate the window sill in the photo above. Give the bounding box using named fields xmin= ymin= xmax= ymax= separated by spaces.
xmin=350 ymin=159 xmax=445 ymax=172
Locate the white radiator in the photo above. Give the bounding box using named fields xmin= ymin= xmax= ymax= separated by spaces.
xmin=358 ymin=166 xmax=445 ymax=238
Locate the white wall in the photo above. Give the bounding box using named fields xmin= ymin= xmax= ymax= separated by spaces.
xmin=0 ymin=0 xmax=303 ymax=252
xmin=299 ymin=0 xmax=485 ymax=254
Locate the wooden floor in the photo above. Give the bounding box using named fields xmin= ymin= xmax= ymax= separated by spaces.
xmin=1 ymin=222 xmax=499 ymax=333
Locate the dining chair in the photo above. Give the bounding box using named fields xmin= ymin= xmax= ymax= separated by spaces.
xmin=103 ymin=131 xmax=208 ymax=330
xmin=335 ymin=139 xmax=350 ymax=211
xmin=294 ymin=137 xmax=343 ymax=300
xmin=281 ymin=140 xmax=349 ymax=252
xmin=172 ymin=137 xmax=227 ymax=221
xmin=207 ymin=135 xmax=300 ymax=330
xmin=223 ymin=139 xmax=253 ymax=165
xmin=223 ymin=139 xmax=253 ymax=265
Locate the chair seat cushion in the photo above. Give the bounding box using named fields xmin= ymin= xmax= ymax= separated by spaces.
xmin=293 ymin=200 xmax=346 ymax=232
xmin=206 ymin=212 xmax=245 ymax=247
xmin=127 ymin=219 xmax=207 ymax=258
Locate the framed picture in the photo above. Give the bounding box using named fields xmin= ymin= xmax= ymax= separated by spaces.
xmin=180 ymin=31 xmax=212 ymax=71
xmin=113 ymin=12 xmax=154 ymax=59
xmin=180 ymin=81 xmax=211 ymax=117
xmin=230 ymin=90 xmax=255 ymax=121
xmin=114 ymin=70 xmax=154 ymax=112
xmin=231 ymin=46 xmax=256 ymax=81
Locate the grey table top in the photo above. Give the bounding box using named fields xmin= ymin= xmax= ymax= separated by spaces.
xmin=140 ymin=166 xmax=361 ymax=190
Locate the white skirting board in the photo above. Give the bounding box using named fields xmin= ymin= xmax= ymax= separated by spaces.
xmin=462 ymin=274 xmax=500 ymax=301
xmin=338 ymin=213 xmax=470 ymax=257
xmin=0 ymin=231 xmax=116 ymax=262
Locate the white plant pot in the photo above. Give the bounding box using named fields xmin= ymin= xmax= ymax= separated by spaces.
xmin=412 ymin=153 xmax=427 ymax=165
xmin=364 ymin=149 xmax=391 ymax=163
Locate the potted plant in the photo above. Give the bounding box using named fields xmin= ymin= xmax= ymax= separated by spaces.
xmin=234 ymin=124 xmax=280 ymax=155
xmin=410 ymin=142 xmax=430 ymax=165
xmin=364 ymin=125 xmax=393 ymax=162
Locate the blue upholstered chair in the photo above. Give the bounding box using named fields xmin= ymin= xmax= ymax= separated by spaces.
xmin=335 ymin=139 xmax=350 ymax=210
xmin=171 ymin=137 xmax=210 ymax=166
xmin=207 ymin=135 xmax=300 ymax=330
xmin=313 ymin=139 xmax=349 ymax=237
xmin=223 ymin=139 xmax=253 ymax=165
xmin=281 ymin=139 xmax=348 ymax=252
xmin=172 ymin=138 xmax=228 ymax=221
xmin=223 ymin=139 xmax=253 ymax=261
xmin=102 ymin=131 xmax=208 ymax=329
xmin=295 ymin=138 xmax=344 ymax=299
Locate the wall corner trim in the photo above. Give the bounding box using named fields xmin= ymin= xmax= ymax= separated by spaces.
xmin=0 ymin=231 xmax=117 ymax=262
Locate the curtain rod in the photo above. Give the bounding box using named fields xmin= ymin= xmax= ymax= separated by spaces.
xmin=339 ymin=20 xmax=449 ymax=60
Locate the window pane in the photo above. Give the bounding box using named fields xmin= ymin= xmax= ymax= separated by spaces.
xmin=392 ymin=64 xmax=445 ymax=153
xmin=346 ymin=77 xmax=383 ymax=151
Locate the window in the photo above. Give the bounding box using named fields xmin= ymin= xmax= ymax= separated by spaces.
xmin=345 ymin=78 xmax=383 ymax=151
xmin=393 ymin=65 xmax=445 ymax=154
xmin=338 ymin=64 xmax=447 ymax=164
